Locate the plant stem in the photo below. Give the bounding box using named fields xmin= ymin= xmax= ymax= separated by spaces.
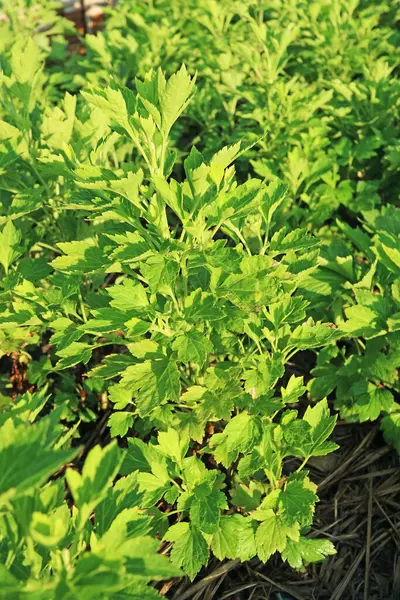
xmin=296 ymin=455 xmax=310 ymax=473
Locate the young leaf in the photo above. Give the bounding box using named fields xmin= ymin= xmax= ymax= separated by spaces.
xmin=66 ymin=442 xmax=124 ymax=529
xmin=0 ymin=221 xmax=21 ymax=274
xmin=172 ymin=331 xmax=213 ymax=367
xmin=279 ymin=473 xmax=318 ymax=527
xmin=164 ymin=522 xmax=209 ymax=581
xmin=211 ymin=514 xmax=256 ymax=561
xmin=381 ymin=411 xmax=400 ymax=453
xmin=121 ymin=357 xmax=180 ymax=415
xmin=255 ymin=510 xmax=299 ymax=563
xmin=108 ymin=412 xmax=134 ymax=438
xmin=208 ymin=412 xmax=262 ymax=468
xmin=282 ymin=537 xmax=336 ymax=571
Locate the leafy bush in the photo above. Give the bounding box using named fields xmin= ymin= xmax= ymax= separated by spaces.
xmin=0 ymin=0 xmax=399 ymax=595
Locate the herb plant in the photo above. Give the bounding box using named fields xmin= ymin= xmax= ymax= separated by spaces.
xmin=0 ymin=0 xmax=399 ymax=595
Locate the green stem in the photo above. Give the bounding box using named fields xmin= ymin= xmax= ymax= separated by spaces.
xmin=169 ymin=289 xmax=182 ymax=315
xmin=225 ymin=223 xmax=252 ymax=255
xmin=260 ymin=220 xmax=271 ymax=255
xmin=296 ymin=455 xmax=310 ymax=473
xmin=169 ymin=479 xmax=184 ymax=493
xmin=29 ymin=159 xmax=51 ymax=197
xmin=78 ymin=288 xmax=87 ymax=323
xmin=35 ymin=241 xmax=61 ymax=254
xmin=160 ymin=136 xmax=168 ymax=175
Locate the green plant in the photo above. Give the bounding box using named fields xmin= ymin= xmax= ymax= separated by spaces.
xmin=0 ymin=392 xmax=180 ymax=599
xmin=39 ymin=67 xmax=343 ymax=579
xmin=0 ymin=0 xmax=399 ymax=593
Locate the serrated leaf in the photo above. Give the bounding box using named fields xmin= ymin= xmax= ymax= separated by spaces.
xmin=303 ymin=398 xmax=338 ymax=455
xmin=255 ymin=510 xmax=299 ymax=563
xmin=0 ymin=221 xmax=21 ymax=274
xmin=184 ymin=290 xmax=225 ymax=322
xmin=157 ymin=428 xmax=189 ymax=464
xmin=66 ymin=441 xmax=124 ymax=529
xmin=243 ymin=353 xmax=284 ymax=397
xmin=159 ymin=65 xmax=196 ymax=136
xmin=190 ymin=488 xmax=227 ymax=534
xmin=288 ymin=323 xmax=342 ymax=351
xmin=208 ymin=412 xmax=262 ymax=467
xmin=108 ymin=279 xmax=148 ymax=311
xmin=56 ymin=342 xmax=93 ymax=370
xmin=211 ymin=514 xmax=256 ymax=561
xmin=270 ymin=228 xmax=318 ymax=253
xmin=121 ymin=357 xmax=180 ymax=416
xmin=281 ymin=375 xmax=306 ymax=404
xmin=381 ymin=411 xmax=400 ymax=454
xmin=172 ymin=331 xmax=213 ymax=367
xmin=164 ymin=522 xmax=208 ymax=581
xmin=279 ymin=473 xmax=318 ymax=527
xmin=140 ymin=254 xmax=180 ymax=292
xmin=0 ymin=415 xmax=78 ymax=505
xmin=283 ymin=399 xmax=338 ymax=458
xmin=282 ymin=537 xmax=336 ymax=571
xmin=108 ymin=412 xmax=134 ymax=438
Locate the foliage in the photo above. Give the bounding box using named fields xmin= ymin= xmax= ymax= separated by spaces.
xmin=0 ymin=0 xmax=399 ymax=591
xmin=0 ymin=394 xmax=179 ymax=598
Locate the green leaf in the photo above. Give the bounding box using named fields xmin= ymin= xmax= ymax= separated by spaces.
xmin=0 ymin=221 xmax=21 ymax=274
xmin=108 ymin=412 xmax=134 ymax=438
xmin=137 ymin=470 xmax=171 ymax=508
xmin=215 ymin=271 xmax=279 ymax=309
xmin=342 ymin=305 xmax=386 ymax=339
xmin=120 ymin=438 xmax=160 ymax=475
xmin=66 ymin=441 xmax=124 ymax=529
xmin=303 ymin=398 xmax=339 ymax=456
xmin=279 ymin=473 xmax=318 ymax=527
xmin=288 ymin=323 xmax=342 ymax=351
xmin=0 ymin=120 xmax=20 ymax=141
xmin=381 ymin=411 xmax=400 ymax=454
xmin=108 ymin=280 xmax=149 ymax=311
xmin=0 ymin=414 xmax=78 ymax=504
xmin=283 ymin=399 xmax=338 ymax=458
xmin=164 ymin=522 xmax=209 ymax=581
xmin=282 ymin=537 xmax=336 ymax=571
xmin=346 ymin=382 xmax=394 ymax=422
xmin=95 ymin=473 xmax=143 ymax=536
xmin=243 ymin=353 xmax=285 ymax=397
xmin=255 ymin=510 xmax=299 ymax=563
xmin=267 ymin=295 xmax=309 ymax=329
xmin=52 ymin=239 xmax=106 ymax=274
xmin=82 ymin=85 xmax=134 ymax=137
xmin=121 ymin=357 xmax=180 ymax=416
xmin=184 ymin=290 xmax=225 ymax=322
xmin=11 ymin=37 xmax=42 ymax=85
xmin=172 ymin=331 xmax=213 ymax=367
xmin=157 ymin=428 xmax=189 ymax=464
xmin=0 ymin=564 xmax=20 ymax=595
xmin=56 ymin=342 xmax=93 ymax=369
xmin=30 ymin=505 xmax=70 ymax=548
xmin=159 ymin=65 xmax=196 ymax=136
xmin=88 ymin=354 xmax=137 ymax=379
xmin=211 ymin=142 xmax=242 ymax=172
xmin=211 ymin=514 xmax=256 ymax=561
xmin=269 ymin=228 xmax=318 ymax=253
xmin=281 ymin=375 xmax=306 ymax=404
xmin=140 ymin=254 xmax=180 ymax=293
xmin=208 ymin=412 xmax=262 ymax=468
xmin=190 ymin=487 xmax=227 ymax=534
xmin=96 ymin=509 xmax=152 ymax=554
xmin=230 ymin=482 xmax=263 ymax=511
